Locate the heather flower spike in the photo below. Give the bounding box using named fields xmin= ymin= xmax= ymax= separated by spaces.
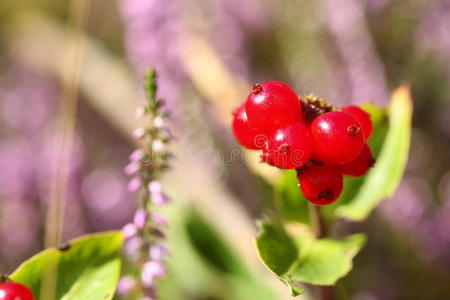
xmin=120 ymin=69 xmax=172 ymax=299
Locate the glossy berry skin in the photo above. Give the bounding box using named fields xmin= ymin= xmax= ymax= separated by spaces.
xmin=297 ymin=164 xmax=343 ymax=206
xmin=232 ymin=104 xmax=266 ymax=149
xmin=339 ymin=144 xmax=375 ymax=177
xmin=245 ymin=81 xmax=302 ymax=134
xmin=0 ymin=282 xmax=35 ymax=300
xmin=341 ymin=105 xmax=373 ymax=141
xmin=266 ymin=123 xmax=313 ymax=169
xmin=310 ymin=111 xmax=365 ymax=164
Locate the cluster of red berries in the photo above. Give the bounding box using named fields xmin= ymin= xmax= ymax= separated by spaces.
xmin=0 ymin=282 xmax=34 ymax=300
xmin=232 ymin=81 xmax=376 ymax=206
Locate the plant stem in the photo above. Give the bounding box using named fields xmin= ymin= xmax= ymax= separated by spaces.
xmin=308 ymin=204 xmax=334 ymax=300
xmin=42 ymin=1 xmax=90 ymax=300
xmin=308 ymin=203 xmax=328 ymax=238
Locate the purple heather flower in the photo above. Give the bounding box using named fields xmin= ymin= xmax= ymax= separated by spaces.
xmin=152 ymin=193 xmax=169 ymax=206
xmin=132 ymin=127 xmax=146 ymax=139
xmin=128 ymin=177 xmax=142 ymax=192
xmin=142 ymin=261 xmax=167 ymax=280
xmin=124 ymin=162 xmax=140 ymax=175
xmin=148 ymin=181 xmax=161 ymax=194
xmin=149 ymin=244 xmax=169 ymax=261
xmin=130 ymin=149 xmax=144 ymax=162
xmin=124 ymin=236 xmax=144 ymax=261
xmin=152 ymin=213 xmax=169 ymax=227
xmin=133 ymin=209 xmax=148 ymax=229
xmin=117 ymin=276 xmax=136 ymax=296
xmin=135 ymin=106 xmax=146 ymax=118
xmin=122 ymin=223 xmax=138 ymax=239
xmin=151 ymin=140 xmax=164 ymax=152
xmin=153 ymin=116 xmax=164 ymax=128
xmin=140 ymin=271 xmax=154 ymax=288
xmin=148 ymin=181 xmax=169 ymax=206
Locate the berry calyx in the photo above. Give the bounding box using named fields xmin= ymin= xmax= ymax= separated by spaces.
xmin=245 ymin=81 xmax=302 ymax=134
xmin=265 ymin=123 xmax=313 ymax=169
xmin=301 ymin=94 xmax=334 ymax=123
xmin=310 ymin=111 xmax=365 ymax=164
xmin=231 ymin=104 xmax=266 ymax=149
xmin=339 ymin=144 xmax=376 ymax=177
xmin=297 ymin=164 xmax=343 ymax=205
xmin=0 ymin=282 xmax=35 ymax=300
xmin=341 ymin=105 xmax=373 ymax=140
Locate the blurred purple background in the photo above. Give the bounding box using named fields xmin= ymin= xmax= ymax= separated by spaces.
xmin=0 ymin=0 xmax=449 ymax=299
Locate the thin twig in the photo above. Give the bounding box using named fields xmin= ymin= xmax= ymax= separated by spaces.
xmin=41 ymin=1 xmax=90 ymax=300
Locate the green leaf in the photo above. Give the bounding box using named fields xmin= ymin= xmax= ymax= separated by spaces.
xmin=10 ymin=231 xmax=124 ymax=300
xmin=185 ymin=209 xmax=249 ymax=277
xmin=254 ymin=221 xmax=303 ymax=296
xmin=289 ymin=234 xmax=366 ymax=285
xmin=336 ymin=85 xmax=413 ymax=221
xmin=254 ymin=220 xmax=298 ymax=276
xmin=255 ymin=221 xmax=365 ymax=295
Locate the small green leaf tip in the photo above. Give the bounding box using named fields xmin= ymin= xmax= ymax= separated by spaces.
xmin=144 ymin=69 xmax=158 ymax=104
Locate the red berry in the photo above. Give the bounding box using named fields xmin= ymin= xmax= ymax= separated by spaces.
xmin=297 ymin=164 xmax=343 ymax=205
xmin=310 ymin=111 xmax=365 ymax=164
xmin=231 ymin=104 xmax=266 ymax=149
xmin=265 ymin=123 xmax=313 ymax=169
xmin=260 ymin=143 xmax=274 ymax=166
xmin=0 ymin=282 xmax=35 ymax=300
xmin=339 ymin=144 xmax=375 ymax=177
xmin=341 ymin=105 xmax=373 ymax=140
xmin=245 ymin=81 xmax=302 ymax=134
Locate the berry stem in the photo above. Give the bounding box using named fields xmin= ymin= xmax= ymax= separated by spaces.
xmin=308 ymin=204 xmax=334 ymax=300
xmin=308 ymin=203 xmax=328 ymax=238
xmin=318 ymin=286 xmax=334 ymax=300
